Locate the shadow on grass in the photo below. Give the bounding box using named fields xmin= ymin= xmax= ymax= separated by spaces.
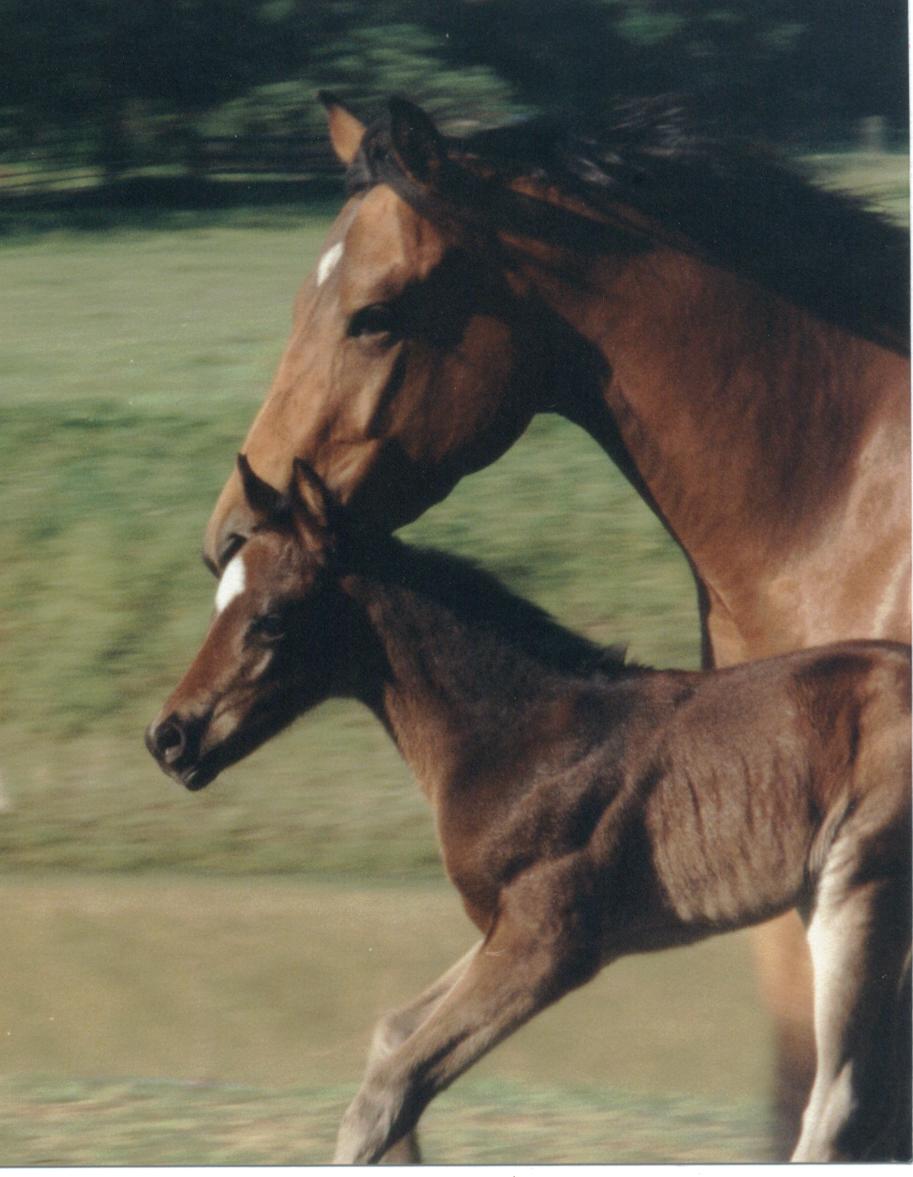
xmin=0 ymin=175 xmax=346 ymax=236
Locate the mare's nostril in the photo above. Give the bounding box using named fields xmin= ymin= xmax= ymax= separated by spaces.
xmin=149 ymin=717 xmax=187 ymax=764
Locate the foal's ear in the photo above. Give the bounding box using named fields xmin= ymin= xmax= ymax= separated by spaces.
xmin=237 ymin=454 xmax=282 ymax=518
xmin=290 ymin=459 xmax=339 ymax=557
xmin=387 ymin=97 xmax=447 ymax=187
xmin=319 ymin=91 xmax=366 ymax=166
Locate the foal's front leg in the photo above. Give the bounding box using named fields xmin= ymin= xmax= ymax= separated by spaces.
xmin=334 ymin=899 xmax=597 ymax=1164
xmin=362 ymin=941 xmax=482 ymax=1164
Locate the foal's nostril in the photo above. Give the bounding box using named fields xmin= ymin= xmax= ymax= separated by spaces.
xmin=148 ymin=717 xmax=187 ymax=764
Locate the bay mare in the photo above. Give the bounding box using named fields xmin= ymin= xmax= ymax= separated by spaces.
xmin=201 ymin=94 xmax=911 ymax=1150
xmin=150 ymin=458 xmax=912 ymax=1164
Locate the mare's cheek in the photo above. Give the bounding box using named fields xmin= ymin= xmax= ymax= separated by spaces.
xmin=441 ymin=318 xmax=516 ymax=426
xmin=332 ymin=341 xmax=403 ymax=434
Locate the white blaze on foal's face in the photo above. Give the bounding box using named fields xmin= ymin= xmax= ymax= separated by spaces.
xmin=215 ymin=550 xmax=247 ymax=614
xmin=317 ymin=240 xmax=344 ymax=287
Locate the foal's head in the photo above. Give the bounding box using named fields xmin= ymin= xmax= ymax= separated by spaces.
xmin=147 ymin=458 xmax=346 ymax=790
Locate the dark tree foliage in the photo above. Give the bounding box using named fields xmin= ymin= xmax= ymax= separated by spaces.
xmin=0 ymin=0 xmax=906 ymax=177
xmin=422 ymin=0 xmax=907 ymax=138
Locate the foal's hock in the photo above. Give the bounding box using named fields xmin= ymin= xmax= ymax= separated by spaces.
xmin=148 ymin=458 xmax=912 ymax=1163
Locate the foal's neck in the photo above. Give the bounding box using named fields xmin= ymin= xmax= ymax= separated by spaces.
xmin=342 ymin=543 xmax=620 ymax=799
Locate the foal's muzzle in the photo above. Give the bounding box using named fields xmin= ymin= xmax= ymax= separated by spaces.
xmin=145 ymin=712 xmax=215 ymax=790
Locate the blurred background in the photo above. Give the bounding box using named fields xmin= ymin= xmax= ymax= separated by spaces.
xmin=0 ymin=0 xmax=907 ymax=1163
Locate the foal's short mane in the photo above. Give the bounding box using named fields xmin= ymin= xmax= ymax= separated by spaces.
xmin=345 ymin=532 xmax=630 ymax=682
xmin=348 ymin=97 xmax=908 ymax=352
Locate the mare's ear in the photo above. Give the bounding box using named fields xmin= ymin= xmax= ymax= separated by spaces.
xmin=290 ymin=458 xmax=339 ymax=557
xmin=319 ymin=91 xmax=365 ymax=165
xmin=237 ymin=454 xmax=282 ymax=518
xmin=387 ymin=97 xmax=447 ymax=187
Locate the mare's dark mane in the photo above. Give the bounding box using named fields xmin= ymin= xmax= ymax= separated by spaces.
xmin=348 ymin=98 xmax=909 ymax=351
xmin=345 ymin=533 xmax=630 ymax=684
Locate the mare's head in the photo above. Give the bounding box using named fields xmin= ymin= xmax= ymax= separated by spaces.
xmin=203 ymin=92 xmax=909 ymax=577
xmin=204 ymin=95 xmax=556 ymax=575
xmin=148 ymin=456 xmax=349 ymax=790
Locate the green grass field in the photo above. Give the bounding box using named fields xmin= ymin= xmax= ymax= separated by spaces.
xmin=0 ymin=149 xmax=905 ymax=1162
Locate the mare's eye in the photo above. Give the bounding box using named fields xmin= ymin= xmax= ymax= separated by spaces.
xmin=348 ymin=303 xmax=400 ymax=340
xmin=250 ymin=612 xmax=286 ymax=642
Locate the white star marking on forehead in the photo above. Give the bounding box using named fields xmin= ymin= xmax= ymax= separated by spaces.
xmin=215 ymin=551 xmax=247 ymax=614
xmin=317 ymin=241 xmax=344 ymax=287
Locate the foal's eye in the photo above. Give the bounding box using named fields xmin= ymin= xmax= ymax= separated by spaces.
xmin=250 ymin=612 xmax=286 ymax=642
xmin=348 ymin=303 xmax=400 ymax=340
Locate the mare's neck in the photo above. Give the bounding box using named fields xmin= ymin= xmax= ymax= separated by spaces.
xmin=520 ymin=241 xmax=910 ymax=660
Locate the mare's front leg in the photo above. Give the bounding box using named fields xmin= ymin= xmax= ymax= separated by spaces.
xmin=361 ymin=941 xmax=481 ymax=1164
xmin=334 ymin=881 xmax=600 ymax=1164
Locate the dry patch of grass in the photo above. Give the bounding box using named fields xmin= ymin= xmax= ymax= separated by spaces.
xmin=0 ymin=876 xmax=770 ymax=1099
xmin=0 ymin=874 xmax=775 ymax=1163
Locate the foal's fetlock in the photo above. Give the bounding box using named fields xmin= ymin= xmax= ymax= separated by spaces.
xmin=334 ymin=1073 xmax=421 ymax=1164
xmin=379 ymin=1131 xmax=422 ymax=1164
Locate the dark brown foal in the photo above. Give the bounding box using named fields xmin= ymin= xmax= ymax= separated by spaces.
xmin=148 ymin=458 xmax=911 ymax=1163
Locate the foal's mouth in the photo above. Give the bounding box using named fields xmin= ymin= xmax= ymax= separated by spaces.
xmin=146 ymin=723 xmax=230 ymax=791
xmin=147 ymin=691 xmax=302 ymax=793
xmin=178 ymin=762 xmax=222 ymax=791
xmin=150 ymin=754 xmax=223 ymax=792
xmin=158 ymin=718 xmax=285 ymax=792
xmin=170 ymin=740 xmax=244 ymax=791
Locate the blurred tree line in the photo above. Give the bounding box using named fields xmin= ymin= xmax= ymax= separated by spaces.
xmin=0 ymin=0 xmax=906 ymax=177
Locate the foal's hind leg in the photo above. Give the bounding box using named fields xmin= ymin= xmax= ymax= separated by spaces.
xmin=362 ymin=941 xmax=481 ymax=1164
xmin=792 ymin=850 xmax=911 ymax=1162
